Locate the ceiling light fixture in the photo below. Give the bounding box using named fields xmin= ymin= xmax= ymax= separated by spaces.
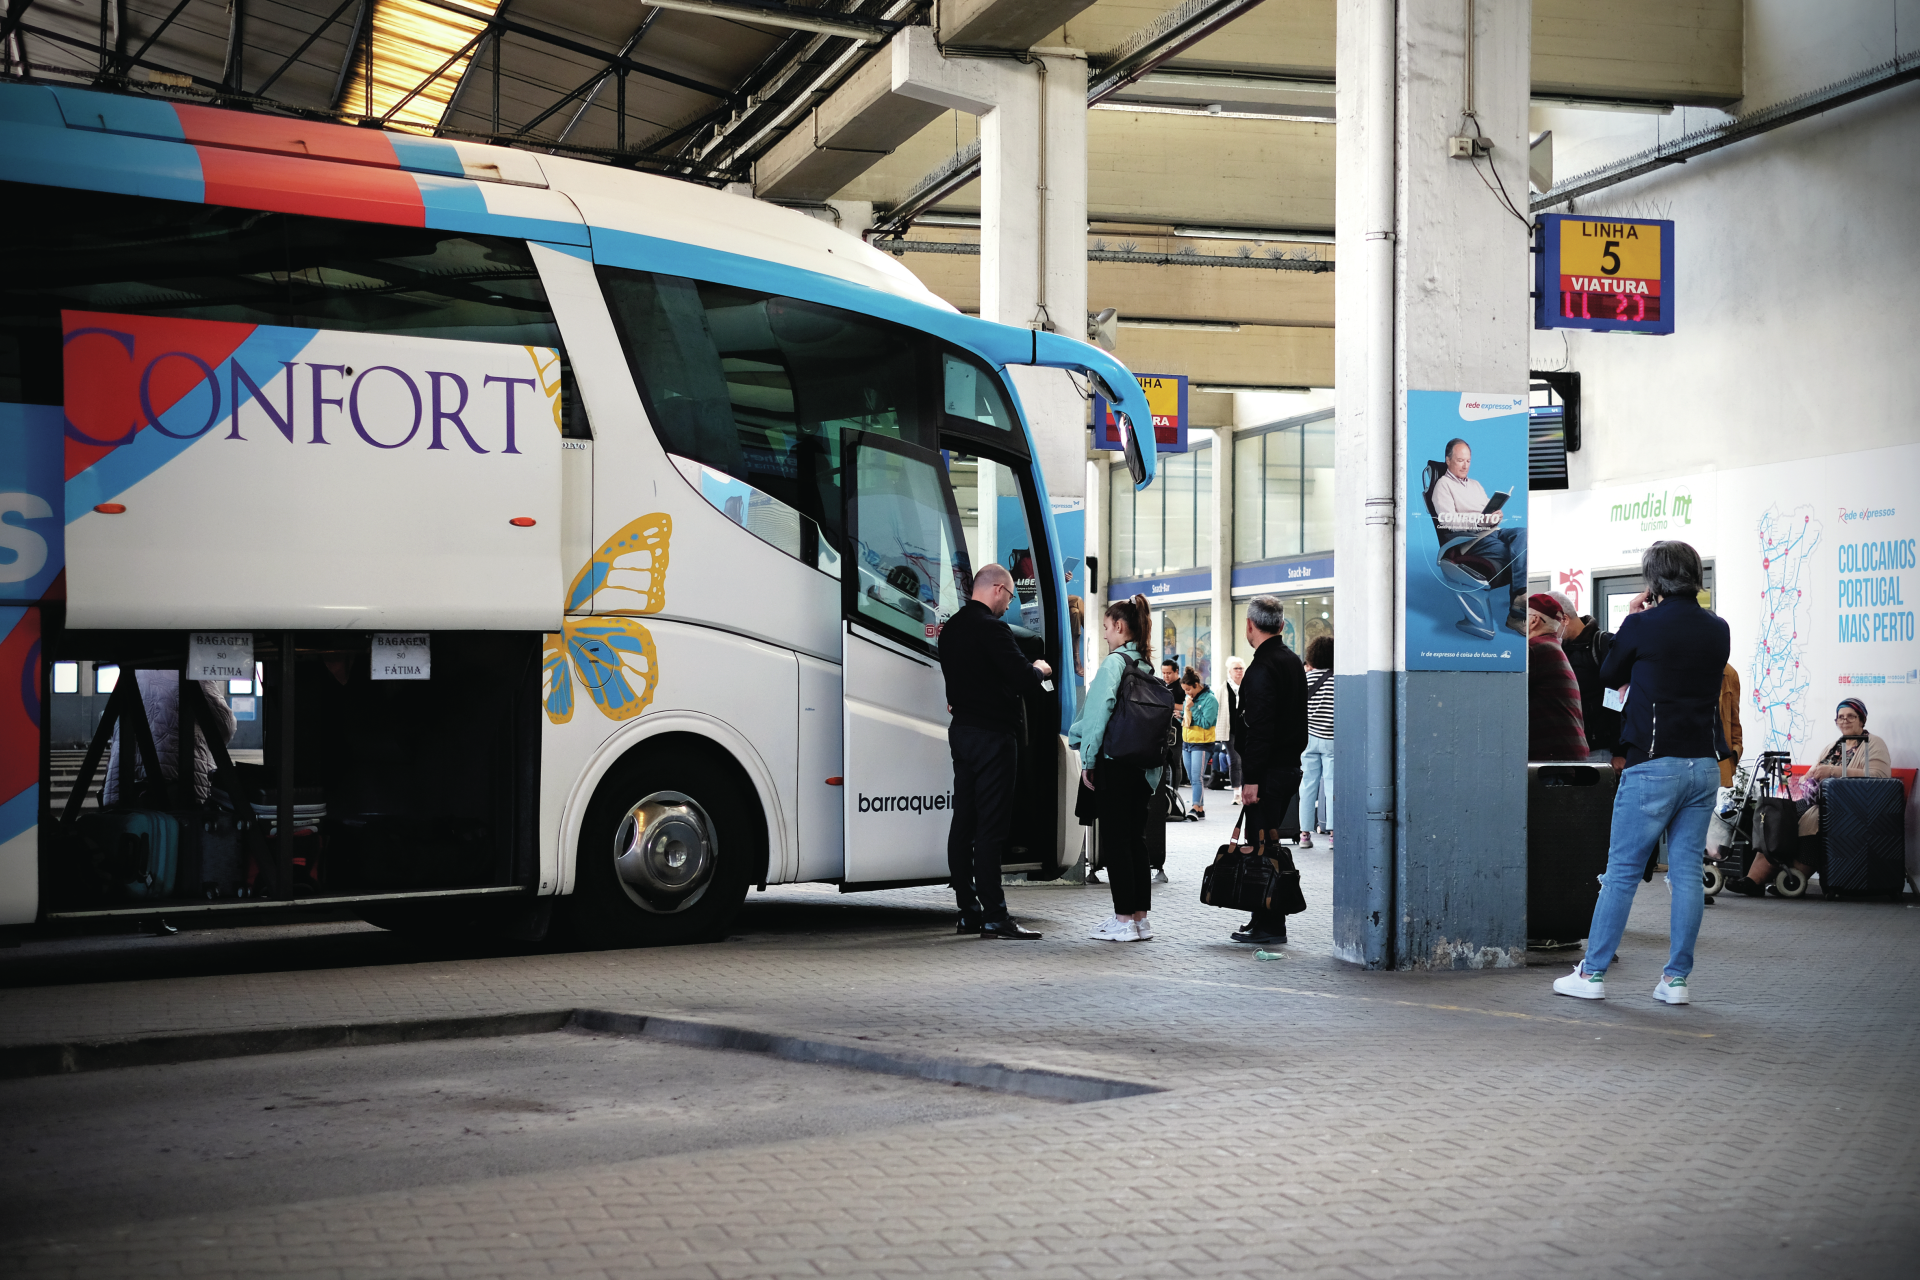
xmin=1174 ymin=225 xmax=1335 ymax=244
xmin=1119 ymin=318 xmax=1242 ymax=333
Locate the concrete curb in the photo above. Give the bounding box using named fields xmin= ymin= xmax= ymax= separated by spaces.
xmin=0 ymin=1009 xmax=1165 ymax=1104
xmin=574 ymin=1010 xmax=1163 ymax=1103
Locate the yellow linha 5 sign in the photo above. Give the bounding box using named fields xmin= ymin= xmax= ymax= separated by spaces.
xmin=1535 ymin=214 xmax=1675 ymax=335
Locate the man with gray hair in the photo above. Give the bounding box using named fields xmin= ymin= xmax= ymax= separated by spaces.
xmin=938 ymin=563 xmax=1053 ymax=940
xmin=1223 ymin=594 xmax=1309 ymax=946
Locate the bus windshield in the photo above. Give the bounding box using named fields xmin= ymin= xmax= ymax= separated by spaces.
xmin=598 ymin=267 xmax=1017 ymax=576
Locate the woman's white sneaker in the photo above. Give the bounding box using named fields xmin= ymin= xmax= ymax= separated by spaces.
xmin=1090 ymin=915 xmax=1138 ymax=941
xmin=1653 ymin=975 xmax=1691 ymax=1004
xmin=1552 ymin=965 xmax=1606 ymax=999
xmin=1133 ymin=914 xmax=1153 ymax=940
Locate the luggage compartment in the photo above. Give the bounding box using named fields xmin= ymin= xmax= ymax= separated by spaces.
xmin=41 ymin=629 xmax=540 ymax=917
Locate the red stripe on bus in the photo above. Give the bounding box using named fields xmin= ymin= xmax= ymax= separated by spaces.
xmin=196 ymin=148 xmax=425 ymax=227
xmin=174 ymin=104 xmax=406 ymax=169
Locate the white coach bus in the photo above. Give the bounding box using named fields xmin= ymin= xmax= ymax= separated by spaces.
xmin=0 ymin=83 xmax=1157 ymax=946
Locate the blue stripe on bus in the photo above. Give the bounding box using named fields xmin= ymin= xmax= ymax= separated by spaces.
xmin=0 ymin=83 xmax=70 ymax=128
xmin=387 ymin=135 xmax=467 ymax=178
xmin=417 ymin=176 xmax=592 ymax=246
xmin=0 ymin=782 xmax=35 ymax=849
xmin=45 ymin=85 xmax=187 ymax=141
xmin=0 ymin=121 xmax=205 ymax=207
xmin=66 ymin=325 xmax=318 ymax=519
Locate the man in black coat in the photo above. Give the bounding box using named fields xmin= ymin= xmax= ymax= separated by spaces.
xmin=1555 ymin=598 xmax=1619 ymax=758
xmin=1231 ymin=594 xmax=1309 ymax=946
xmin=938 ymin=563 xmax=1052 ymax=940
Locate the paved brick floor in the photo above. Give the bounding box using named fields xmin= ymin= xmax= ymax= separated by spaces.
xmin=3 ymin=808 xmax=1917 ymax=1279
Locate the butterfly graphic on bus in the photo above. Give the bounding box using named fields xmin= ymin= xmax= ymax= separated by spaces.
xmin=544 ymin=512 xmax=672 ymax=724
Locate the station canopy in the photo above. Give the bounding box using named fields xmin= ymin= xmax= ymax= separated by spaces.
xmin=2 ymin=0 xmax=920 ymax=186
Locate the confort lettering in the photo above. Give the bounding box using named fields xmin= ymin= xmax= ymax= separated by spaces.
xmin=856 ymin=792 xmax=954 ymax=815
xmin=62 ymin=330 xmax=540 ymax=456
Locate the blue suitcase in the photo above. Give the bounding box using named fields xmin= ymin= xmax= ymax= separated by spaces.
xmin=77 ymin=810 xmax=179 ymax=899
xmin=1821 ymin=777 xmax=1906 ymax=899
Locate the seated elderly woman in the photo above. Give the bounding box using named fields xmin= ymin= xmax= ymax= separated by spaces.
xmin=1729 ymin=697 xmax=1891 ymax=896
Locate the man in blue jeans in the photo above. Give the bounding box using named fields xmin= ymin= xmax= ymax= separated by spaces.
xmin=1554 ymin=541 xmax=1729 ymax=1006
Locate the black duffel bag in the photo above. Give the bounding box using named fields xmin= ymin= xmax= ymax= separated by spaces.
xmin=1200 ymin=815 xmax=1308 ymax=915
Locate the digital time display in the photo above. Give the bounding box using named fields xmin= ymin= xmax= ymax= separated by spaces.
xmin=1535 ymin=214 xmax=1675 ymax=335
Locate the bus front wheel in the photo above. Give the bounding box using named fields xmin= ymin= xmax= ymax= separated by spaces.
xmin=566 ymin=740 xmax=760 ymax=948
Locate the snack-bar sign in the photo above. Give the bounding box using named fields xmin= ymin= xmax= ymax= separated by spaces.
xmin=1094 ymin=373 xmax=1188 ymax=455
xmin=1534 ymin=214 xmax=1675 ymax=336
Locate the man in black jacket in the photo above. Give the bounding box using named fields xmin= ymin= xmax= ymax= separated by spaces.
xmin=938 ymin=563 xmax=1052 ymax=940
xmin=1555 ymin=597 xmax=1619 ymax=758
xmin=1230 ymin=594 xmax=1309 ymax=946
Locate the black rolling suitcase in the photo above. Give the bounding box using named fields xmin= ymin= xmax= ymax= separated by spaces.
xmin=1821 ymin=737 xmax=1906 ymax=899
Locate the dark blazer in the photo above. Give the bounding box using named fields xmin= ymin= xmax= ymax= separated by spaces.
xmin=1235 ymin=635 xmax=1309 ymax=781
xmin=938 ymin=599 xmax=1044 ymax=736
xmin=1598 ymin=595 xmax=1731 ymax=768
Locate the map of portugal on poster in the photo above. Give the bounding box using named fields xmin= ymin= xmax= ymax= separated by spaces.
xmin=1750 ymin=504 xmax=1822 ymax=751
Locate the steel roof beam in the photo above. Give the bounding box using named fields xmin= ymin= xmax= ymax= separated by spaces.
xmin=406 ymin=0 xmax=732 ymax=100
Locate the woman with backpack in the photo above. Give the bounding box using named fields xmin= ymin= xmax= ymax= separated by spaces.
xmin=1069 ymin=594 xmax=1169 ymax=942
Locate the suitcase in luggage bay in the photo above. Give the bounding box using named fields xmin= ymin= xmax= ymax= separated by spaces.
xmin=1821 ymin=776 xmax=1907 ymax=898
xmin=76 ymin=809 xmax=179 ymax=899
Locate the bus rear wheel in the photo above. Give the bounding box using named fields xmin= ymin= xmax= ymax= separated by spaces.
xmin=566 ymin=740 xmax=759 ymax=948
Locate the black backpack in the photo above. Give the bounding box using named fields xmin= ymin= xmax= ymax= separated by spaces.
xmin=1100 ymin=657 xmax=1179 ymax=768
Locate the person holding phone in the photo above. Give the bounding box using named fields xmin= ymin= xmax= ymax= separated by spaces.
xmin=1552 ymin=542 xmax=1728 ymax=1006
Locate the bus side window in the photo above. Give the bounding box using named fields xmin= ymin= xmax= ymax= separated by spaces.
xmin=0 ymin=180 xmax=564 ymax=414
xmin=597 ymin=266 xmax=939 ymax=579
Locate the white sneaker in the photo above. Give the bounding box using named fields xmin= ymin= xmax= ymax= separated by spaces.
xmin=1653 ymin=974 xmax=1691 ymax=1005
xmin=1133 ymin=914 xmax=1153 ymax=940
xmin=1089 ymin=915 xmax=1138 ymax=941
xmin=1553 ymin=965 xmax=1606 ymax=999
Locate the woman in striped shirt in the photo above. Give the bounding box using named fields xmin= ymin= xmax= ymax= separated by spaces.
xmin=1298 ymin=636 xmax=1335 ymax=847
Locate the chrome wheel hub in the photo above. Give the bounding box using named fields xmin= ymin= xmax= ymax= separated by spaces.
xmin=612 ymin=791 xmax=716 ymax=912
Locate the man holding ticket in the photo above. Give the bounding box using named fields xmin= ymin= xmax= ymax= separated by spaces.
xmin=1430 ymin=437 xmax=1527 ymax=629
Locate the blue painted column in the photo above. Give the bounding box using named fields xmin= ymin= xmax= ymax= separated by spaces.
xmin=1332 ymin=0 xmax=1533 ymax=969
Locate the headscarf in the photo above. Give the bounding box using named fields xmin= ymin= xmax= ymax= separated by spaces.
xmin=1820 ymin=699 xmax=1872 ymax=767
xmin=1525 ymin=592 xmax=1565 ymax=622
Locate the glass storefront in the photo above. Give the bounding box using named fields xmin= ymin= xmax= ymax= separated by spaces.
xmin=1233 ymin=409 xmax=1334 ymax=563
xmin=1233 ymin=591 xmax=1334 ymax=662
xmin=1158 ymin=603 xmax=1212 ymax=685
xmin=1108 ymin=444 xmax=1212 ymax=580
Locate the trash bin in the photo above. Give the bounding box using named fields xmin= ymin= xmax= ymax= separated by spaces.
xmin=1527 ymin=762 xmax=1616 ymax=946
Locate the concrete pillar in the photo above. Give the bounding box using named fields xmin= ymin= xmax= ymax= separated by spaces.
xmin=1333 ymin=0 xmax=1532 ymax=970
xmin=1210 ymin=426 xmax=1233 ymax=684
xmin=892 ymin=28 xmax=1089 ymax=516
